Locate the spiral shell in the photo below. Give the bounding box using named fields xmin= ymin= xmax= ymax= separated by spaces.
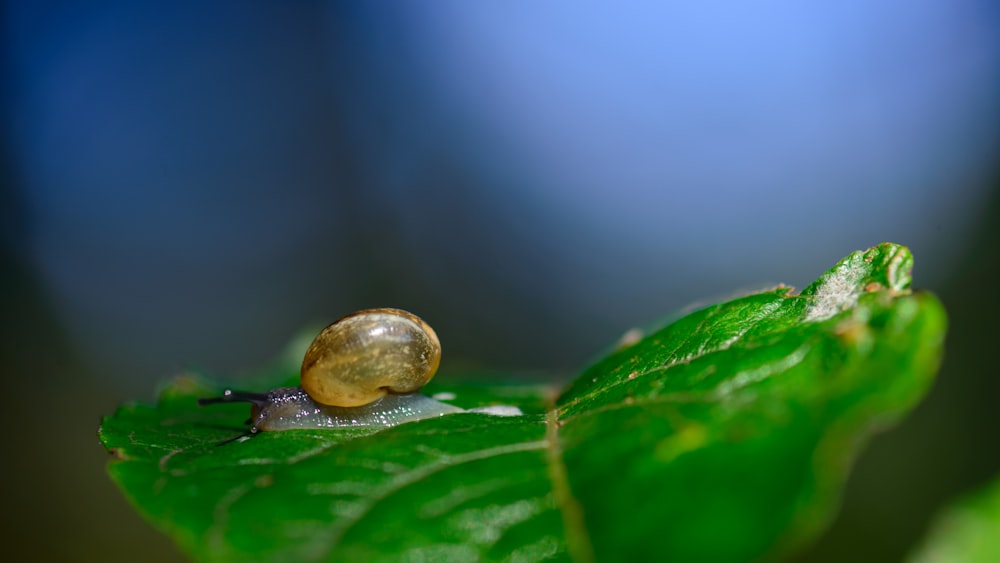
xmin=300 ymin=308 xmax=441 ymax=407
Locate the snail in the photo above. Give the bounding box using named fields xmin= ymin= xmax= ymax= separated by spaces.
xmin=199 ymin=308 xmax=519 ymax=434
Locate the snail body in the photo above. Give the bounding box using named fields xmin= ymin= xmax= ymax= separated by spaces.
xmin=207 ymin=387 xmax=462 ymax=432
xmin=199 ymin=308 xmax=465 ymax=433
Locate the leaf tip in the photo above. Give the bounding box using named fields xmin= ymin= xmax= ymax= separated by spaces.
xmin=801 ymin=242 xmax=914 ymax=322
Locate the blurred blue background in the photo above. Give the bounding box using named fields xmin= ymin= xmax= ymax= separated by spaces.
xmin=1 ymin=1 xmax=998 ymax=561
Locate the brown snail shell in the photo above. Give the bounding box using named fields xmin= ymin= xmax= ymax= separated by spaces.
xmin=301 ymin=308 xmax=441 ymax=407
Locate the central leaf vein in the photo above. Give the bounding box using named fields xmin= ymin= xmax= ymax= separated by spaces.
xmin=545 ymin=409 xmax=595 ymax=563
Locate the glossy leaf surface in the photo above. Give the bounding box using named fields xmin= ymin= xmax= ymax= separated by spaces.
xmin=100 ymin=243 xmax=946 ymax=562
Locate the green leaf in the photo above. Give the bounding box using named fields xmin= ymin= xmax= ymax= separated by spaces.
xmin=99 ymin=243 xmax=946 ymax=562
xmin=909 ymin=475 xmax=1000 ymax=563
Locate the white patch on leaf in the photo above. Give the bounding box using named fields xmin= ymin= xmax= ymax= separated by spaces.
xmin=468 ymin=405 xmax=524 ymax=417
xmin=805 ymin=266 xmax=865 ymax=322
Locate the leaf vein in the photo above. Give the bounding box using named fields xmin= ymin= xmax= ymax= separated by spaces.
xmin=545 ymin=409 xmax=596 ymax=563
xmin=324 ymin=439 xmax=548 ymax=554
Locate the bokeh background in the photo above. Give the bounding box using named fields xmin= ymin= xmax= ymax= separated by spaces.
xmin=2 ymin=2 xmax=999 ymax=561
